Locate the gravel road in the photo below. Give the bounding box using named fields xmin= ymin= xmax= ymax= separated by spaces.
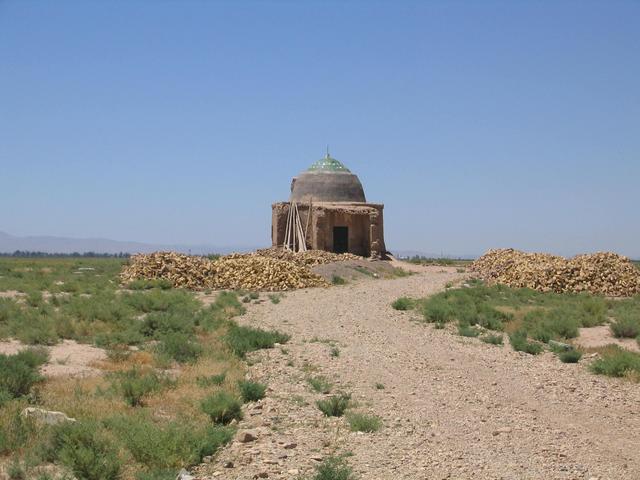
xmin=195 ymin=264 xmax=640 ymax=480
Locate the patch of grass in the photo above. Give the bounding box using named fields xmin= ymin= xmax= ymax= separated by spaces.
xmin=481 ymin=334 xmax=503 ymax=345
xmin=126 ymin=279 xmax=173 ymax=290
xmin=196 ymin=373 xmax=226 ymax=388
xmin=374 ymin=382 xmax=385 ymax=390
xmin=201 ymin=391 xmax=243 ymax=424
xmin=51 ymin=421 xmax=122 ymax=480
xmin=110 ymin=367 xmax=174 ymax=407
xmin=391 ymin=297 xmax=415 ymax=311
xmin=346 ymin=412 xmax=382 ymax=432
xmin=156 ymin=332 xmax=203 ymax=364
xmin=268 ymin=294 xmax=281 ymax=304
xmin=238 ymin=380 xmax=266 ymax=402
xmin=0 ymin=348 xmax=48 ymax=399
xmin=104 ymin=412 xmax=233 ymax=470
xmin=225 ymin=324 xmax=289 ymax=358
xmin=590 ymin=346 xmax=640 ymax=378
xmin=610 ymin=313 xmax=640 ymax=338
xmin=316 ymin=393 xmax=351 ymax=417
xmin=331 ymin=275 xmax=346 ymax=285
xmin=330 ymin=346 xmax=340 ymax=358
xmin=457 ymin=324 xmax=481 ymax=337
xmin=558 ymin=349 xmax=582 ymax=363
xmin=311 ymin=456 xmax=356 ymax=480
xmin=509 ymin=330 xmax=543 ymax=355
xmin=308 ymin=376 xmax=333 ymax=394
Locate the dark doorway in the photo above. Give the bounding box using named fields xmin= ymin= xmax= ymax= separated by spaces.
xmin=333 ymin=226 xmax=348 ymax=253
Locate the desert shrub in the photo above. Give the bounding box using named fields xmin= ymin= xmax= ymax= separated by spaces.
xmin=225 ymin=324 xmax=289 ymax=358
xmin=110 ymin=368 xmax=174 ymax=407
xmin=481 ymin=334 xmax=503 ymax=345
xmin=346 ymin=413 xmax=382 ymax=432
xmin=374 ymin=382 xmax=385 ymax=390
xmin=268 ymin=294 xmax=281 ymax=304
xmin=7 ymin=460 xmax=25 ymax=480
xmin=238 ymin=380 xmax=266 ymax=402
xmin=308 ymin=376 xmax=332 ymax=394
xmin=457 ymin=324 xmax=480 ymax=337
xmin=196 ymin=373 xmax=226 ymax=388
xmin=509 ymin=330 xmax=543 ymax=355
xmin=331 ymin=275 xmax=346 ymax=285
xmin=576 ymin=295 xmax=607 ymax=327
xmin=422 ymin=296 xmax=455 ymax=323
xmin=122 ymin=289 xmax=198 ymax=314
xmin=590 ymin=347 xmax=640 ymax=378
xmin=0 ymin=349 xmax=48 ymax=399
xmin=135 ymin=470 xmax=177 ymax=480
xmin=558 ymin=349 xmax=582 ymax=363
xmin=156 ymin=332 xmax=202 ymax=364
xmin=200 ymin=392 xmax=243 ymax=424
xmin=316 ymin=393 xmax=351 ymax=417
xmin=126 ymin=279 xmax=173 ymax=290
xmin=522 ymin=308 xmax=580 ymax=342
xmin=312 ymin=456 xmax=356 ymax=480
xmin=52 ymin=421 xmax=122 ymax=480
xmin=105 ymin=413 xmax=233 ymax=469
xmin=391 ymin=297 xmax=415 ymax=311
xmin=248 ymin=292 xmax=259 ymax=300
xmin=0 ymin=404 xmax=40 ymax=455
xmin=330 ymin=346 xmax=340 ymax=358
xmin=610 ymin=314 xmax=640 ymax=338
xmin=139 ymin=311 xmax=196 ymax=338
xmin=11 ymin=310 xmax=58 ymax=345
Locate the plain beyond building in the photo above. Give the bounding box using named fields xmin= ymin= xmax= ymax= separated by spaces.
xmin=271 ymin=153 xmax=386 ymax=258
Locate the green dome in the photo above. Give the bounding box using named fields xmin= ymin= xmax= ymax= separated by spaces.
xmin=307 ymin=154 xmax=351 ymax=173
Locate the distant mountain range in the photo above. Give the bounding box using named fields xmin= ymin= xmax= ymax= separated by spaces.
xmin=0 ymin=231 xmax=260 ymax=255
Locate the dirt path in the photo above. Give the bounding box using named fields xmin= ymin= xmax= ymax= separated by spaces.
xmin=195 ymin=265 xmax=640 ymax=480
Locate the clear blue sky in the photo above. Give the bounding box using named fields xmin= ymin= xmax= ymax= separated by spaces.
xmin=1 ymin=1 xmax=638 ymax=257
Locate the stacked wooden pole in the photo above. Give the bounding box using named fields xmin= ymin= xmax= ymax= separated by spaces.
xmin=284 ymin=201 xmax=307 ymax=252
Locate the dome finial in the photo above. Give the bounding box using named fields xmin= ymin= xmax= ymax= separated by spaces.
xmin=326 ymin=145 xmax=330 ymax=159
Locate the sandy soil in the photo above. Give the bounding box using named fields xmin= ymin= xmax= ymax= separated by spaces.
xmin=0 ymin=339 xmax=106 ymax=377
xmin=194 ymin=263 xmax=639 ymax=480
xmin=574 ymin=325 xmax=640 ymax=353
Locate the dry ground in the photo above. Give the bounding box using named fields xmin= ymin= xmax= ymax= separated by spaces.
xmin=195 ymin=263 xmax=639 ymax=480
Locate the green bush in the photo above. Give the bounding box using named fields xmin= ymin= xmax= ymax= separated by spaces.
xmin=0 ymin=405 xmax=40 ymax=455
xmin=0 ymin=348 xmax=48 ymax=398
xmin=509 ymin=330 xmax=543 ymax=355
xmin=196 ymin=373 xmax=226 ymax=388
xmin=135 ymin=470 xmax=177 ymax=480
xmin=312 ymin=456 xmax=356 ymax=480
xmin=52 ymin=421 xmax=122 ymax=480
xmin=308 ymin=376 xmax=332 ymax=394
xmin=268 ymin=294 xmax=280 ymax=304
xmin=422 ymin=296 xmax=455 ymax=324
xmin=457 ymin=324 xmax=480 ymax=337
xmin=523 ymin=308 xmax=580 ymax=342
xmin=558 ymin=349 xmax=582 ymax=363
xmin=105 ymin=413 xmax=233 ymax=469
xmin=225 ymin=324 xmax=289 ymax=358
xmin=316 ymin=393 xmax=351 ymax=417
xmin=481 ymin=334 xmax=503 ymax=345
xmin=610 ymin=314 xmax=640 ymax=338
xmin=346 ymin=412 xmax=382 ymax=432
xmin=110 ymin=368 xmax=174 ymax=407
xmin=156 ymin=333 xmax=202 ymax=364
xmin=238 ymin=380 xmax=266 ymax=402
xmin=391 ymin=297 xmax=414 ymax=311
xmin=331 ymin=275 xmax=346 ymax=285
xmin=590 ymin=347 xmax=640 ymax=377
xmin=200 ymin=392 xmax=243 ymax=424
xmin=126 ymin=279 xmax=173 ymax=290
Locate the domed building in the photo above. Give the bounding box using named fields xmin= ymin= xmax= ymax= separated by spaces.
xmin=272 ymin=153 xmax=386 ymax=258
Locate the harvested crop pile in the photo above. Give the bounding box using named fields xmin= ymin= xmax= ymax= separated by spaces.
xmin=121 ymin=251 xmax=328 ymax=291
xmin=226 ymin=247 xmax=361 ymax=267
xmin=471 ymin=248 xmax=640 ymax=297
